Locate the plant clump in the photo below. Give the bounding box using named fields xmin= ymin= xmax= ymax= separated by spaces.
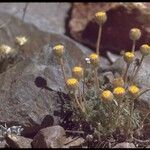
xmin=52 ymin=10 xmax=150 ymax=148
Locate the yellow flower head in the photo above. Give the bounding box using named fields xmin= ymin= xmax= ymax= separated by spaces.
xmin=66 ymin=78 xmax=78 ymax=90
xmin=140 ymin=44 xmax=150 ymax=56
xmin=72 ymin=66 xmax=84 ymax=80
xmin=123 ymin=52 xmax=134 ymax=64
xmin=128 ymin=85 xmax=139 ymax=97
xmin=89 ymin=53 xmax=99 ymax=66
xmin=129 ymin=28 xmax=141 ymax=41
xmin=15 ymin=36 xmax=28 ymax=46
xmin=100 ymin=90 xmax=114 ymax=102
xmin=112 ymin=77 xmax=124 ymax=88
xmin=95 ymin=11 xmax=107 ymax=25
xmin=113 ymin=87 xmax=125 ymax=98
xmin=52 ymin=44 xmax=64 ymax=57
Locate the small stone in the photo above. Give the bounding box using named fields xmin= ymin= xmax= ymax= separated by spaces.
xmin=5 ymin=134 xmax=32 ymax=148
xmin=32 ymin=125 xmax=66 ymax=148
xmin=113 ymin=142 xmax=135 ymax=148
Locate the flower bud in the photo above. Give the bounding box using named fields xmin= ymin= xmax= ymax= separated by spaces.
xmin=140 ymin=44 xmax=150 ymax=56
xmin=123 ymin=52 xmax=134 ymax=64
xmin=66 ymin=78 xmax=78 ymax=90
xmin=129 ymin=28 xmax=141 ymax=41
xmin=72 ymin=66 xmax=84 ymax=80
xmin=95 ymin=11 xmax=107 ymax=25
xmin=89 ymin=53 xmax=99 ymax=66
xmin=128 ymin=85 xmax=139 ymax=97
xmin=113 ymin=87 xmax=125 ymax=98
xmin=52 ymin=44 xmax=64 ymax=57
xmin=112 ymin=77 xmax=124 ymax=88
xmin=100 ymin=90 xmax=114 ymax=101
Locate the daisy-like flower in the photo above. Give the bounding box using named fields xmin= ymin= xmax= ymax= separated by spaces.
xmin=66 ymin=78 xmax=79 ymax=90
xmin=112 ymin=77 xmax=124 ymax=88
xmin=140 ymin=44 xmax=150 ymax=56
xmin=89 ymin=53 xmax=99 ymax=66
xmin=95 ymin=11 xmax=107 ymax=25
xmin=0 ymin=44 xmax=13 ymax=54
xmin=100 ymin=90 xmax=114 ymax=101
xmin=123 ymin=52 xmax=134 ymax=64
xmin=52 ymin=44 xmax=64 ymax=57
xmin=15 ymin=36 xmax=28 ymax=46
xmin=0 ymin=44 xmax=16 ymax=59
xmin=128 ymin=85 xmax=139 ymax=97
xmin=72 ymin=66 xmax=84 ymax=80
xmin=113 ymin=87 xmax=125 ymax=98
xmin=129 ymin=28 xmax=141 ymax=41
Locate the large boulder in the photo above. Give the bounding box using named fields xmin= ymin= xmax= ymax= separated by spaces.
xmin=69 ymin=3 xmax=150 ymax=54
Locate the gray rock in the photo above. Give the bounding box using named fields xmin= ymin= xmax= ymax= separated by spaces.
xmin=5 ymin=134 xmax=32 ymax=148
xmin=113 ymin=142 xmax=135 ymax=148
xmin=32 ymin=125 xmax=66 ymax=148
xmin=0 ymin=3 xmax=71 ymax=34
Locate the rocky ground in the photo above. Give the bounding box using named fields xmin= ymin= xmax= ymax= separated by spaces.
xmin=0 ymin=2 xmax=149 ymax=148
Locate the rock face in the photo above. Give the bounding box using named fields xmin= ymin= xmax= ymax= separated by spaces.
xmin=0 ymin=3 xmax=71 ymax=34
xmin=32 ymin=126 xmax=66 ymax=148
xmin=0 ymin=13 xmax=110 ymax=137
xmin=69 ymin=3 xmax=150 ymax=54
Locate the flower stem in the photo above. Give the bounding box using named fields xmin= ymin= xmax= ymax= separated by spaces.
xmin=123 ymin=63 xmax=130 ymax=85
xmin=60 ymin=58 xmax=67 ymax=83
xmin=132 ymin=40 xmax=136 ymax=53
xmin=129 ymin=62 xmax=137 ymax=85
xmin=127 ymin=100 xmax=134 ymax=136
xmin=94 ymin=67 xmax=99 ymax=95
xmin=116 ymin=101 xmax=121 ymax=127
xmin=78 ymin=86 xmax=85 ymax=112
xmin=96 ymin=25 xmax=102 ymax=56
xmin=133 ymin=88 xmax=150 ymax=101
xmin=74 ymin=92 xmax=85 ymax=113
xmin=131 ymin=55 xmax=144 ymax=84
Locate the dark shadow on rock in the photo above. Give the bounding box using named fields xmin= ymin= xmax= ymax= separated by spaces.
xmin=34 ymin=76 xmax=53 ymax=91
xmin=41 ymin=115 xmax=54 ymax=129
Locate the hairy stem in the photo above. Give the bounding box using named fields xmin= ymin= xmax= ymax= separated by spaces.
xmin=132 ymin=40 xmax=136 ymax=53
xmin=123 ymin=63 xmax=130 ymax=85
xmin=94 ymin=67 xmax=99 ymax=95
xmin=127 ymin=100 xmax=134 ymax=136
xmin=74 ymin=92 xmax=85 ymax=113
xmin=131 ymin=55 xmax=144 ymax=84
xmin=129 ymin=62 xmax=137 ymax=85
xmin=96 ymin=25 xmax=102 ymax=56
xmin=78 ymin=86 xmax=85 ymax=112
xmin=60 ymin=58 xmax=67 ymax=83
xmin=133 ymin=88 xmax=150 ymax=101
